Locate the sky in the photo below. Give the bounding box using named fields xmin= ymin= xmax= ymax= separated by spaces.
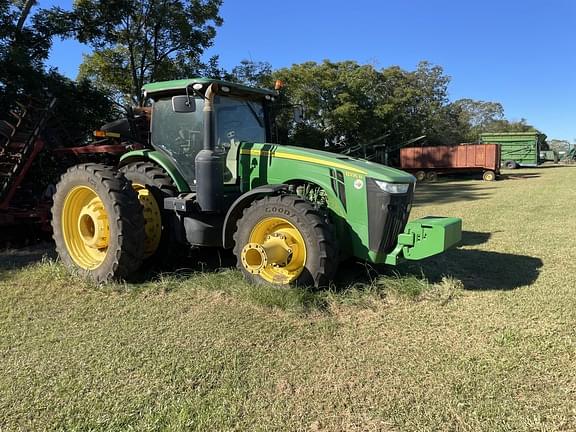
xmin=44 ymin=0 xmax=575 ymax=141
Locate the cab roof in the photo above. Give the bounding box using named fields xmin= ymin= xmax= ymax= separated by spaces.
xmin=142 ymin=78 xmax=276 ymax=97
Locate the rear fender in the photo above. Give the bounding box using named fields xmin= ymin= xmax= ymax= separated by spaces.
xmin=119 ymin=150 xmax=190 ymax=192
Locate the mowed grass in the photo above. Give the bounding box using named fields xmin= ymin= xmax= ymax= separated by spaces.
xmin=1 ymin=166 xmax=575 ymax=431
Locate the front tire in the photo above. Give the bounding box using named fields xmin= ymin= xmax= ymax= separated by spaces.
xmin=233 ymin=195 xmax=337 ymax=287
xmin=51 ymin=163 xmax=145 ymax=282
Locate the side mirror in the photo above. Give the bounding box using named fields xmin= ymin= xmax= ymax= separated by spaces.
xmin=172 ymin=95 xmax=196 ymax=113
xmin=293 ymin=105 xmax=304 ymax=123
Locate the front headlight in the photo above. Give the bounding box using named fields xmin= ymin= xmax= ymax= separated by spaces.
xmin=374 ymin=180 xmax=410 ymax=194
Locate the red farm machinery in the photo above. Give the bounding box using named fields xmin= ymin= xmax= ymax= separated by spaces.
xmin=0 ymin=97 xmax=145 ymax=230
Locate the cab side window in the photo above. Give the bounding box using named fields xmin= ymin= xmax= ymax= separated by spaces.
xmin=151 ymin=97 xmax=205 ymax=186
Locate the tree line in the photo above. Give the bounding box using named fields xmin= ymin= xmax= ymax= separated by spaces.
xmin=0 ymin=0 xmax=540 ymax=150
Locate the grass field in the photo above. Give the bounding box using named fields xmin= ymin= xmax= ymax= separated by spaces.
xmin=1 ymin=166 xmax=575 ymax=431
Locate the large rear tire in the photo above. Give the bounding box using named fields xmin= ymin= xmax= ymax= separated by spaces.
xmin=120 ymin=162 xmax=178 ymax=265
xmin=233 ymin=195 xmax=337 ymax=287
xmin=51 ymin=163 xmax=145 ymax=282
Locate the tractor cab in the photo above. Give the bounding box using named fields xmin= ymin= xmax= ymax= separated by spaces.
xmin=142 ymin=79 xmax=275 ymax=191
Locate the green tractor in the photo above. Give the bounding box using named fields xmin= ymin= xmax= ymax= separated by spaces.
xmin=51 ymin=78 xmax=462 ymax=286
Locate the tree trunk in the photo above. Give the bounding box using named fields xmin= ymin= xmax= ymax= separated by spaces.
xmin=16 ymin=0 xmax=35 ymax=33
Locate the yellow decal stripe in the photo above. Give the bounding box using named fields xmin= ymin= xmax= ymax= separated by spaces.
xmin=239 ymin=149 xmax=366 ymax=175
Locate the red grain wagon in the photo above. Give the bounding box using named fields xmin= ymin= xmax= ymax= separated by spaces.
xmin=399 ymin=144 xmax=501 ymax=181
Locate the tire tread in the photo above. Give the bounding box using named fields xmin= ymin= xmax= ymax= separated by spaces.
xmin=232 ymin=194 xmax=338 ymax=287
xmin=51 ymin=163 xmax=145 ymax=282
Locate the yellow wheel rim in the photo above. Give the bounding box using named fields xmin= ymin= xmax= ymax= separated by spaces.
xmin=62 ymin=186 xmax=110 ymax=270
xmin=241 ymin=217 xmax=307 ymax=284
xmin=132 ymin=183 xmax=162 ymax=258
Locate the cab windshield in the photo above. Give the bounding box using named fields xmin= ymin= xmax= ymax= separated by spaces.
xmin=215 ymin=96 xmax=266 ymax=147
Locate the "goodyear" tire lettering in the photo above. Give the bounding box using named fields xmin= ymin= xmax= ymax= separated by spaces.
xmin=265 ymin=206 xmax=293 ymax=217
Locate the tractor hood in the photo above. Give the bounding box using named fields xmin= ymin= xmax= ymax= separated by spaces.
xmin=244 ymin=144 xmax=415 ymax=184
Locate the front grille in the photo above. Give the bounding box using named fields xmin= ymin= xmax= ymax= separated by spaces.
xmin=366 ymin=179 xmax=414 ymax=253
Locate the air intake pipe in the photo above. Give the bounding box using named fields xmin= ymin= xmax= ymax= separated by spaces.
xmin=195 ymin=83 xmax=224 ymax=212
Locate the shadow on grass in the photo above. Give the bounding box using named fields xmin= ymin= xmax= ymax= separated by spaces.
xmin=459 ymin=231 xmax=492 ymax=247
xmin=431 ymin=172 xmax=486 ymax=182
xmin=330 ymin=228 xmax=540 ymax=292
xmin=132 ymin=247 xmax=238 ymax=282
xmin=533 ymin=164 xmax=576 ymax=169
xmin=404 ymin=248 xmax=543 ymax=291
xmin=0 ymin=225 xmax=51 ymax=248
xmin=414 ymin=182 xmax=496 ymax=207
xmin=0 ymin=226 xmax=54 ymax=277
xmin=0 ymin=243 xmax=55 ymax=272
xmin=502 ymin=173 xmax=541 ymax=180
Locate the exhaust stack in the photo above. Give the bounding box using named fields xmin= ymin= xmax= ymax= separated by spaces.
xmin=195 ymin=83 xmax=224 ymax=212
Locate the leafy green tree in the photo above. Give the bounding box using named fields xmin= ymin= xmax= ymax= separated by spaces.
xmin=227 ymin=59 xmax=273 ymax=88
xmin=48 ymin=0 xmax=223 ymax=105
xmin=273 ymin=61 xmax=381 ymax=148
xmin=0 ymin=0 xmax=51 ymax=106
xmin=427 ymin=103 xmax=470 ymax=144
xmin=271 ymin=60 xmax=455 ymax=150
xmin=452 ymin=99 xmax=504 ymax=129
xmin=377 ymin=61 xmax=451 ymax=145
xmin=480 ymin=118 xmax=538 ymax=134
xmin=438 ymin=99 xmax=506 ymax=142
xmin=0 ymin=0 xmax=114 ymax=141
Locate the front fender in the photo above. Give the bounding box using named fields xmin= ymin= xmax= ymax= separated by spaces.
xmin=222 ymin=184 xmax=290 ymax=249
